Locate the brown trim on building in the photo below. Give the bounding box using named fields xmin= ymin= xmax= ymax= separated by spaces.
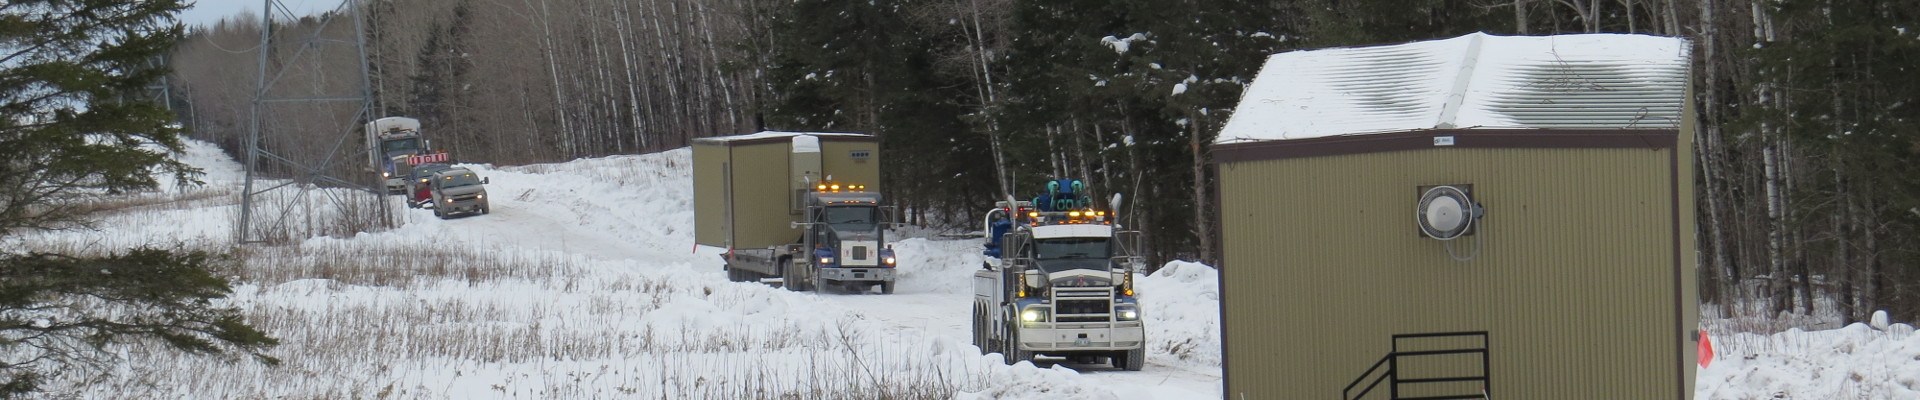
xmin=1217 ymin=229 xmax=1234 ymax=400
xmin=1668 ymin=141 xmax=1686 ymax=400
xmin=1212 ymin=129 xmax=1680 ymax=164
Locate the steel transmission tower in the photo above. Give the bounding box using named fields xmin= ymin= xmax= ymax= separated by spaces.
xmin=236 ymin=0 xmax=393 ymax=243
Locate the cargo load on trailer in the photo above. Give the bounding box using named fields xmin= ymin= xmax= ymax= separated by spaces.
xmin=693 ymin=132 xmax=899 ymax=294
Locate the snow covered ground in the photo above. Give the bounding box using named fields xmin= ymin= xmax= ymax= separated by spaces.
xmin=7 ymin=139 xmax=1220 ymax=398
xmin=8 ymin=139 xmax=1916 ymax=398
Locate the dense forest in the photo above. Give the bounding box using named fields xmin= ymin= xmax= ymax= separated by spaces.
xmin=167 ymin=0 xmax=1920 ymax=323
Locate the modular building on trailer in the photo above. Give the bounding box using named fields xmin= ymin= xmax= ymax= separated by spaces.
xmin=1212 ymin=33 xmax=1698 ymax=400
xmin=693 ymin=131 xmax=894 ymax=293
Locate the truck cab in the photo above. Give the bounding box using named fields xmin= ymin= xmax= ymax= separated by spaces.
xmin=975 ymin=200 xmax=1146 ymax=370
xmin=802 ymin=188 xmax=898 ymax=293
xmin=428 ymin=168 xmax=490 ymax=219
xmin=366 ymin=116 xmax=447 ymax=194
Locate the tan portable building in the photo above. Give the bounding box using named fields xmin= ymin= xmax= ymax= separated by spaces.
xmin=693 ymin=131 xmax=880 ymax=250
xmin=1212 ymin=33 xmax=1698 ymax=399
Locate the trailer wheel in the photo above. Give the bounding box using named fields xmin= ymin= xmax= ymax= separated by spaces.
xmin=781 ymin=259 xmax=809 ymax=291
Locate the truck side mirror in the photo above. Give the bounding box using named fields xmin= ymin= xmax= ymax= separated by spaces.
xmin=482 ymin=177 xmax=490 ymax=184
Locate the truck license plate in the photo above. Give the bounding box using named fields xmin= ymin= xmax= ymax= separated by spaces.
xmin=1074 ymin=337 xmax=1092 ymax=347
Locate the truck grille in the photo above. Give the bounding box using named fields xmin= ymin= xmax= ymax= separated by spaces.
xmin=1055 ymin=299 xmax=1112 ymax=322
xmin=840 ymin=241 xmax=879 ymax=266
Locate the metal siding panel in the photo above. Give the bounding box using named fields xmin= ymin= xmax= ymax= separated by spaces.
xmin=729 ymin=143 xmax=799 ymax=249
xmin=692 ymin=143 xmax=726 ymax=247
xmin=820 ymin=139 xmax=881 ymax=190
xmin=1219 ymin=144 xmax=1685 ymax=399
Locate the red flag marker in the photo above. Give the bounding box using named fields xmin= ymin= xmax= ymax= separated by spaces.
xmin=1698 ymin=329 xmax=1714 ymax=368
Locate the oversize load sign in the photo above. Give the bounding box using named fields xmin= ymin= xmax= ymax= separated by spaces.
xmin=407 ymin=152 xmax=449 ymax=165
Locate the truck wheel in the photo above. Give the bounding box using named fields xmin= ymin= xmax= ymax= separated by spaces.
xmin=1006 ymin=322 xmax=1033 ymax=365
xmin=780 ymin=259 xmax=808 ymax=291
xmin=433 ymin=207 xmax=446 ymax=219
xmin=971 ymin=303 xmax=984 ymax=353
xmin=1115 ymin=347 xmax=1145 ymax=371
xmin=880 ymin=281 xmax=895 ymax=294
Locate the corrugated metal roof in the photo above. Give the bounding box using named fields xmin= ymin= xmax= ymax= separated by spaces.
xmin=1217 ymin=33 xmax=1691 ymax=144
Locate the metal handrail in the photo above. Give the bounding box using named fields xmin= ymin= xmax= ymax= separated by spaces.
xmin=1343 ymin=331 xmax=1491 ymax=400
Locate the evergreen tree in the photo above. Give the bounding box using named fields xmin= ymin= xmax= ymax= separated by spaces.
xmin=0 ymin=0 xmax=277 ymax=393
xmin=763 ymin=0 xmax=999 ymax=224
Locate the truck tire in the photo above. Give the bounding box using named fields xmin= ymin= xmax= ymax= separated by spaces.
xmin=433 ymin=206 xmax=447 ymax=219
xmin=724 ymin=265 xmax=742 ymax=282
xmin=1005 ymin=321 xmax=1033 ymax=365
xmin=971 ymin=303 xmax=984 ymax=353
xmin=781 ymin=259 xmax=809 ymax=291
xmin=1115 ymin=347 xmax=1145 ymax=371
xmin=881 ymin=281 xmax=895 ymax=294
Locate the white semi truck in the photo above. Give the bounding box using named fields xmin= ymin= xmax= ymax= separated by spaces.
xmin=693 ymin=132 xmax=899 ymax=294
xmin=973 ymin=191 xmax=1147 ymax=370
xmin=365 ymin=116 xmax=446 ymax=194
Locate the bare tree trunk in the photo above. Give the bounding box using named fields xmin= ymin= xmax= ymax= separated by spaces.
xmin=1514 ymin=0 xmax=1529 ymax=34
xmin=1764 ymin=140 xmax=1790 ymax=315
xmin=1189 ymin=110 xmax=1213 ymax=265
xmin=526 ymin=0 xmax=573 ymax=157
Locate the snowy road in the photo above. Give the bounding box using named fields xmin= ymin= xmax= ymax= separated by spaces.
xmin=437 ymin=158 xmax=1226 ymax=398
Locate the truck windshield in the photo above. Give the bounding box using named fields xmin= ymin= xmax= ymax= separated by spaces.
xmin=1034 ymin=237 xmax=1110 ymax=260
xmin=440 ymin=173 xmax=481 ymax=188
xmin=822 ymin=206 xmax=877 ymax=229
xmin=382 ymin=138 xmax=420 ymax=155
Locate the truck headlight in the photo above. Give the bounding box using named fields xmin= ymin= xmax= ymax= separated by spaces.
xmin=382 ymin=172 xmax=390 ymax=178
xmin=1020 ymin=308 xmax=1049 ymax=323
xmin=476 ymin=193 xmax=484 ymax=200
xmin=1115 ymin=305 xmax=1140 ymax=321
xmin=883 ymin=256 xmax=896 ymax=265
xmin=819 ymin=257 xmax=835 ymax=265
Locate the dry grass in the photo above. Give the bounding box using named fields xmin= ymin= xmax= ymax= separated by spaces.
xmin=55 ymin=240 xmax=999 ymax=399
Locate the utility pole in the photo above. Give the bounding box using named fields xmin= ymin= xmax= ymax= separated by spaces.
xmin=237 ymin=0 xmax=390 ymax=243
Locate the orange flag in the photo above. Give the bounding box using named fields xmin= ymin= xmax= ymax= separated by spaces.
xmin=1698 ymin=329 xmax=1714 ymax=368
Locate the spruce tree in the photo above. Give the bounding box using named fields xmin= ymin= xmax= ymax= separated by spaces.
xmin=0 ymin=0 xmax=277 ymax=394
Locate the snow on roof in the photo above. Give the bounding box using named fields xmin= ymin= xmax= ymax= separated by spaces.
xmin=1216 ymin=32 xmax=1691 ymax=144
xmin=696 ymin=131 xmax=870 ymax=143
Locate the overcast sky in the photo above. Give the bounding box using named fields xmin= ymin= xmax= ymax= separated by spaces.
xmin=178 ymin=0 xmax=338 ymax=28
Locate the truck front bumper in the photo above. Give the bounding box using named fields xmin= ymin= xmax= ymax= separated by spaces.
xmin=819 ymin=267 xmax=895 ymax=282
xmin=1017 ymin=322 xmax=1145 ymax=352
